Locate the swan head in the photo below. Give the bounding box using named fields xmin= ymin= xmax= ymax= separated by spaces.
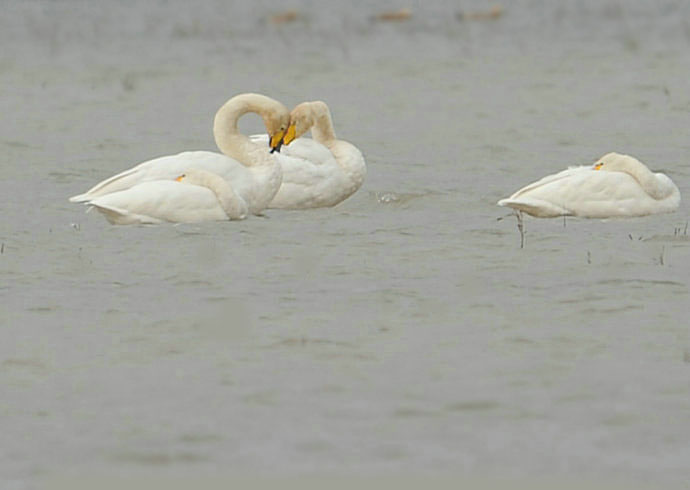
xmin=264 ymin=110 xmax=290 ymax=154
xmin=283 ymin=101 xmax=324 ymax=145
xmin=214 ymin=93 xmax=290 ymax=154
xmin=593 ymin=152 xmax=635 ymax=171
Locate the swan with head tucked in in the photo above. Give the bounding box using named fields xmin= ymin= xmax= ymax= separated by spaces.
xmin=497 ymin=152 xmax=680 ymax=218
xmin=69 ymin=93 xmax=290 ymax=221
xmin=88 ymin=169 xmax=249 ymax=225
xmin=250 ymin=100 xmax=366 ymax=209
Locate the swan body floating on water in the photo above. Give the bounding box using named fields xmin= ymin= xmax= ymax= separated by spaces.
xmin=254 ymin=100 xmax=366 ymax=209
xmin=88 ymin=169 xmax=249 ymax=225
xmin=498 ymin=152 xmax=680 ymax=218
xmin=69 ymin=93 xmax=290 ymax=222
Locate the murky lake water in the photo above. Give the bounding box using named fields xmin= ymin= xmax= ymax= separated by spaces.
xmin=1 ymin=1 xmax=690 ymax=488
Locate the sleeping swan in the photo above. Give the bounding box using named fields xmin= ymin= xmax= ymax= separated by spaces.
xmin=69 ymin=93 xmax=290 ymax=220
xmin=88 ymin=169 xmax=249 ymax=225
xmin=252 ymin=100 xmax=366 ymax=209
xmin=498 ymin=152 xmax=680 ymax=218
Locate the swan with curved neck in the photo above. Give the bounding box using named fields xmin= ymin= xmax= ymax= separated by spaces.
xmin=592 ymin=152 xmax=673 ymax=201
xmin=88 ymin=169 xmax=249 ymax=224
xmin=175 ymin=169 xmax=248 ymax=220
xmin=213 ymin=93 xmax=287 ymax=159
xmin=283 ymin=101 xmax=338 ymax=146
xmin=498 ymin=152 xmax=680 ymax=218
xmin=69 ymin=93 xmax=290 ymax=220
xmin=261 ymin=100 xmax=366 ymax=209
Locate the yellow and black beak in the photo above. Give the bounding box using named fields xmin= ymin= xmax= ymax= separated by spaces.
xmin=282 ymin=123 xmax=297 ymax=146
xmin=593 ymin=163 xmax=603 ymax=170
xmin=269 ymin=129 xmax=285 ymax=154
xmin=175 ymin=174 xmax=186 ymax=182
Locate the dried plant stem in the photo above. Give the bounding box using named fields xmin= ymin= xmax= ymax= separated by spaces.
xmin=516 ymin=211 xmax=525 ymax=249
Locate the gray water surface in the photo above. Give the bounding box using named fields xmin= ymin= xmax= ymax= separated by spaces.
xmin=1 ymin=1 xmax=690 ymax=488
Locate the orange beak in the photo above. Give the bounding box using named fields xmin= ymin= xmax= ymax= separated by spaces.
xmin=283 ymin=123 xmax=297 ymax=146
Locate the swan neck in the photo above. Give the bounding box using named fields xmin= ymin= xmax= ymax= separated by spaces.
xmin=309 ymin=102 xmax=337 ymax=145
xmin=191 ymin=170 xmax=246 ymax=219
xmin=627 ymin=162 xmax=666 ymax=200
xmin=213 ymin=94 xmax=274 ymax=166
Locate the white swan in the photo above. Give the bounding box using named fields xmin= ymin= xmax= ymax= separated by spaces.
xmin=498 ymin=152 xmax=681 ymax=218
xmin=88 ymin=169 xmax=249 ymax=224
xmin=251 ymin=100 xmax=366 ymax=209
xmin=69 ymin=93 xmax=290 ymax=218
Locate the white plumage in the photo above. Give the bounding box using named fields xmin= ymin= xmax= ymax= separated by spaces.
xmin=264 ymin=101 xmax=366 ymax=209
xmin=498 ymin=152 xmax=680 ymax=218
xmin=88 ymin=169 xmax=248 ymax=225
xmin=70 ymin=93 xmax=290 ymax=223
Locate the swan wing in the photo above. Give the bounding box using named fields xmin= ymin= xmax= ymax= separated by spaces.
xmin=506 ymin=166 xmax=591 ymax=200
xmin=70 ymin=151 xmax=252 ymax=203
xmin=499 ymin=168 xmax=620 ymax=217
xmin=268 ymin=152 xmax=340 ymax=209
xmin=497 ymin=197 xmax=570 ymax=218
xmin=253 ymin=134 xmax=365 ymax=209
xmin=330 ymin=140 xmax=366 ymax=194
xmin=88 ymin=180 xmax=231 ymax=224
xmin=250 ymin=134 xmax=336 ymax=164
xmin=273 ymin=151 xmax=348 ymax=209
xmin=499 ymin=166 xmax=680 ymax=218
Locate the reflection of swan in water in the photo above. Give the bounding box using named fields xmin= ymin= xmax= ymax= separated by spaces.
xmin=254 ymin=100 xmax=366 ymax=209
xmin=498 ymin=152 xmax=680 ymax=218
xmin=88 ymin=169 xmax=249 ymax=225
xmin=70 ymin=93 xmax=290 ymax=218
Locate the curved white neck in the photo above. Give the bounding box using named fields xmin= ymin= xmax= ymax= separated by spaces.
xmin=213 ymin=93 xmax=276 ymax=167
xmin=300 ymin=101 xmax=365 ymax=188
xmin=184 ymin=169 xmax=247 ymax=219
xmin=308 ymin=101 xmax=337 ymax=146
xmin=621 ymin=159 xmax=668 ymax=200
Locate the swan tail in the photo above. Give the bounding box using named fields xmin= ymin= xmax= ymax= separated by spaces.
xmin=69 ymin=166 xmax=145 ymax=203
xmin=497 ymin=198 xmax=570 ymax=218
xmin=69 ymin=192 xmax=95 ymax=203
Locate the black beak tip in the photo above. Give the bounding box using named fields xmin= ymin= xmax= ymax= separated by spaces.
xmin=268 ymin=133 xmax=282 ymax=153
